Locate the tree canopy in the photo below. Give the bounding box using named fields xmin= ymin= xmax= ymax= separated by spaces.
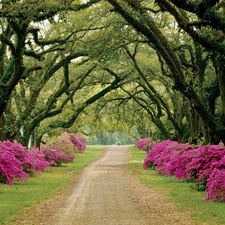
xmin=1 ymin=0 xmax=225 ymax=145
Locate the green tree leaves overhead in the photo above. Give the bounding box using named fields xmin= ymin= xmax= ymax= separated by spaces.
xmin=1 ymin=0 xmax=225 ymax=145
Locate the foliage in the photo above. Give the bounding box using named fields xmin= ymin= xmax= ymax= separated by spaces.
xmin=40 ymin=132 xmax=88 ymax=165
xmin=0 ymin=140 xmax=49 ymax=185
xmin=22 ymin=148 xmax=50 ymax=175
xmin=206 ymin=168 xmax=225 ymax=202
xmin=2 ymin=0 xmax=225 ymax=149
xmin=142 ymin=139 xmax=225 ymax=202
xmin=64 ymin=132 xmax=87 ymax=153
xmin=47 ymin=135 xmax=76 ymax=161
xmin=134 ymin=137 xmax=153 ymax=151
xmin=0 ymin=147 xmax=28 ymax=185
xmin=107 ymin=0 xmax=225 ymax=144
xmin=40 ymin=146 xmax=72 ymax=166
xmin=0 ymin=132 xmax=84 ymax=185
xmin=47 ymin=132 xmax=86 ymax=154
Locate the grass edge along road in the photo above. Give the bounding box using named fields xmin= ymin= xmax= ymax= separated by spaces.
xmin=0 ymin=145 xmax=105 ymax=225
xmin=128 ymin=146 xmax=225 ymax=225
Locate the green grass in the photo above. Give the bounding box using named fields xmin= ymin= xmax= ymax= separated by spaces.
xmin=128 ymin=146 xmax=225 ymax=225
xmin=0 ymin=145 xmax=105 ymax=225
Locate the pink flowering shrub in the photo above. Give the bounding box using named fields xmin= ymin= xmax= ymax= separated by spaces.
xmin=143 ymin=140 xmax=225 ymax=202
xmin=48 ymin=138 xmax=75 ymax=162
xmin=0 ymin=140 xmax=50 ymax=185
xmin=40 ymin=146 xmax=72 ymax=166
xmin=24 ymin=148 xmax=51 ymax=174
xmin=182 ymin=144 xmax=225 ymax=182
xmin=143 ymin=140 xmax=186 ymax=170
xmin=206 ymin=168 xmax=225 ymax=202
xmin=135 ymin=137 xmax=153 ymax=151
xmin=46 ymin=132 xmax=86 ymax=158
xmin=0 ymin=149 xmax=28 ymax=185
xmin=64 ymin=132 xmax=87 ymax=153
xmin=1 ymin=140 xmax=28 ymax=162
xmin=0 ymin=138 xmax=78 ymax=186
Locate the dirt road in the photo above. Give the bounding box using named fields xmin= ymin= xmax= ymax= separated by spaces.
xmin=16 ymin=145 xmax=199 ymax=225
xmin=45 ymin=145 xmax=148 ymax=225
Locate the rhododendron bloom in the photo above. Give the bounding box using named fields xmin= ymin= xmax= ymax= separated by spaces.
xmin=206 ymin=169 xmax=225 ymax=202
xmin=0 ymin=141 xmax=29 ymax=185
xmin=25 ymin=148 xmax=51 ymax=174
xmin=135 ymin=137 xmax=153 ymax=151
xmin=40 ymin=146 xmax=72 ymax=166
xmin=64 ymin=132 xmax=87 ymax=153
xmin=49 ymin=139 xmax=75 ymax=162
xmin=143 ymin=140 xmax=225 ymax=202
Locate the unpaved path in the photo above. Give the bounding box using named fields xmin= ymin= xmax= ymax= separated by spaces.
xmin=15 ymin=145 xmax=202 ymax=225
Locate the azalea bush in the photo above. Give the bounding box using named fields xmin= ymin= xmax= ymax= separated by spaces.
xmin=143 ymin=139 xmax=225 ymax=202
xmin=135 ymin=137 xmax=153 ymax=151
xmin=48 ymin=138 xmax=75 ymax=162
xmin=0 ymin=134 xmax=79 ymax=185
xmin=0 ymin=140 xmax=49 ymax=185
xmin=47 ymin=132 xmax=86 ymax=154
xmin=65 ymin=132 xmax=87 ymax=153
xmin=40 ymin=146 xmax=73 ymax=166
xmin=206 ymin=168 xmax=225 ymax=202
xmin=23 ymin=148 xmax=50 ymax=174
xmin=0 ymin=148 xmax=29 ymax=185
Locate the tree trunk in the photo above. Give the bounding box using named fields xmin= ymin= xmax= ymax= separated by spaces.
xmin=217 ymin=55 xmax=225 ymax=117
xmin=0 ymin=115 xmax=5 ymax=141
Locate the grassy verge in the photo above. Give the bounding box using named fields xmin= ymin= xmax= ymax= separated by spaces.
xmin=0 ymin=145 xmax=105 ymax=225
xmin=128 ymin=146 xmax=225 ymax=225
